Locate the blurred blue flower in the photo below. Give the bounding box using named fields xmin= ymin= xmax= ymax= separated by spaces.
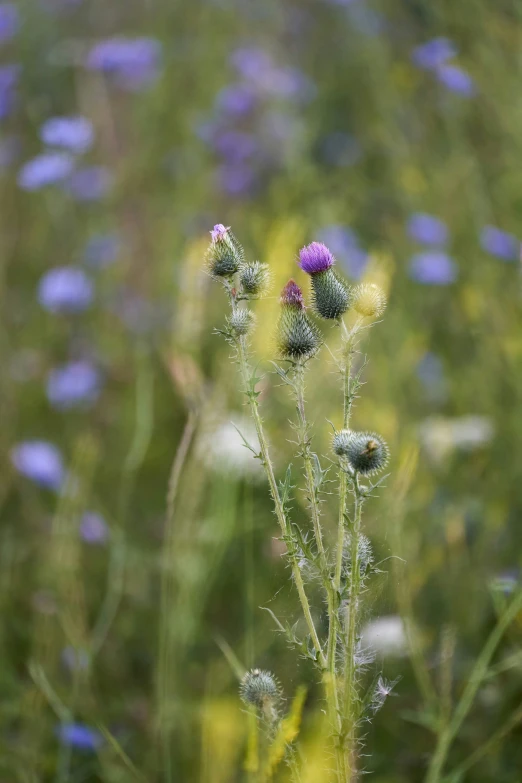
xmin=317 ymin=224 xmax=368 ymax=279
xmin=319 ymin=131 xmax=361 ymax=167
xmin=217 ymin=162 xmax=256 ymax=196
xmin=411 ymin=38 xmax=457 ymax=70
xmin=435 ymin=64 xmax=476 ymax=96
xmin=38 ymin=267 xmax=93 ymax=313
xmin=84 ymin=234 xmax=120 ymax=267
xmin=61 ymin=646 xmax=90 ymax=671
xmin=86 ymin=37 xmax=162 ymax=91
xmin=80 ymin=511 xmax=109 ymax=544
xmin=230 ymin=47 xmax=314 ymax=102
xmin=480 ymin=225 xmax=520 ymax=261
xmin=0 ymin=3 xmax=18 ymax=43
xmin=416 ymin=352 xmax=448 ymax=403
xmin=17 ymin=152 xmax=74 ymax=190
xmin=0 ymin=64 xmax=19 ymax=119
xmin=346 ymin=3 xmax=385 ymax=37
xmin=215 ymin=83 xmax=258 ymax=117
xmin=213 ymin=130 xmax=257 ymax=163
xmin=11 ymin=440 xmax=65 ymax=490
xmin=56 ymin=723 xmax=102 ymax=751
xmin=407 ymin=213 xmax=448 ymax=246
xmin=40 ymin=116 xmax=94 ymax=154
xmin=47 ymin=360 xmax=102 ymax=410
xmin=409 ymin=251 xmax=457 ymax=284
xmin=231 ymin=47 xmax=272 ymax=82
xmin=64 ymin=166 xmax=112 ymax=201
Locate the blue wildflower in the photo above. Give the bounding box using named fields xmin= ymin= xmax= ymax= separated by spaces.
xmin=213 ymin=130 xmax=257 ymax=163
xmin=215 ymin=83 xmax=258 ymax=117
xmin=18 ymin=152 xmax=74 ymax=190
xmin=84 ymin=234 xmax=120 ymax=267
xmin=480 ymin=225 xmax=520 ymax=262
xmin=64 ymin=165 xmax=111 ymax=201
xmin=411 ymin=38 xmax=457 ymax=70
xmin=38 ymin=267 xmax=93 ymax=313
xmin=46 ymin=360 xmax=102 ymax=410
xmin=80 ymin=511 xmax=109 ymax=544
xmin=86 ymin=37 xmax=162 ymax=91
xmin=409 ymin=251 xmax=457 ymax=284
xmin=217 ymin=163 xmax=256 ymax=196
xmin=11 ymin=441 xmax=65 ymax=490
xmin=0 ymin=4 xmax=18 ymax=43
xmin=56 ymin=723 xmax=102 ymax=751
xmin=407 ymin=213 xmax=448 ymax=246
xmin=40 ymin=115 xmax=94 ymax=154
xmin=435 ymin=64 xmax=476 ymax=96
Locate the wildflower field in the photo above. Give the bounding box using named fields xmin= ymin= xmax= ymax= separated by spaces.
xmin=3 ymin=1 xmax=522 ymax=781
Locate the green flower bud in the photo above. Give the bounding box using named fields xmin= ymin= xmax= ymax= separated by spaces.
xmin=239 ymin=261 xmax=271 ymax=296
xmin=227 ymin=308 xmax=255 ymax=337
xmin=311 ymin=269 xmax=351 ymax=320
xmin=332 ymin=430 xmax=389 ymax=475
xmin=240 ymin=668 xmax=281 ymax=712
xmin=351 ymin=283 xmax=387 ymax=318
xmin=277 ymin=280 xmax=321 ymax=361
xmin=206 ymin=224 xmax=243 ymax=278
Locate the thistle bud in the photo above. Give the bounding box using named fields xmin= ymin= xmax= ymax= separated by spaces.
xmin=206 ymin=223 xmax=243 ymax=277
xmin=299 ymin=242 xmax=350 ymax=320
xmin=240 ymin=668 xmax=281 ymax=716
xmin=276 ymin=280 xmax=321 ymax=360
xmin=239 ymin=261 xmax=271 ymax=296
xmin=227 ymin=307 xmax=255 ymax=337
xmin=332 ymin=429 xmax=389 ymax=475
xmin=351 ymin=283 xmax=387 ymax=318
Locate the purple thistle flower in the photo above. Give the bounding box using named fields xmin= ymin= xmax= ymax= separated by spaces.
xmin=46 ymin=360 xmax=102 ymax=410
xmin=480 ymin=225 xmax=520 ymax=261
xmin=64 ymin=165 xmax=112 ymax=201
xmin=17 ymin=152 xmax=74 ymax=191
xmin=40 ymin=115 xmax=94 ymax=154
xmin=38 ymin=267 xmax=93 ymax=313
xmin=407 ymin=213 xmax=448 ymax=246
xmin=80 ymin=511 xmax=109 ymax=544
xmin=409 ymin=251 xmax=457 ymax=285
xmin=11 ymin=441 xmax=65 ymax=490
xmin=210 ymin=224 xmax=230 ymax=242
xmin=0 ymin=64 xmax=18 ymax=119
xmin=86 ymin=37 xmax=162 ymax=91
xmin=299 ymin=241 xmax=335 ymax=274
xmin=56 ymin=723 xmax=102 ymax=751
xmin=84 ymin=233 xmax=120 ymax=267
xmin=411 ymin=38 xmax=457 ymax=70
xmin=0 ymin=4 xmax=18 ymax=43
xmin=280 ymin=279 xmax=305 ymax=308
xmin=435 ymin=64 xmax=476 ymax=96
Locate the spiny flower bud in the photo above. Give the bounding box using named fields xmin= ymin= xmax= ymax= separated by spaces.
xmin=240 ymin=668 xmax=281 ymax=712
xmin=351 ymin=283 xmax=387 ymax=318
xmin=276 ymin=280 xmax=321 ymax=360
xmin=332 ymin=430 xmax=389 ymax=475
xmin=239 ymin=261 xmax=271 ymax=296
xmin=227 ymin=308 xmax=255 ymax=337
xmin=299 ymin=242 xmax=350 ymax=320
xmin=206 ymin=223 xmax=243 ymax=277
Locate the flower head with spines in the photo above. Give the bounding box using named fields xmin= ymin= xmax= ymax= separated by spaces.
xmin=332 ymin=430 xmax=389 ymax=475
xmin=299 ymin=242 xmax=351 ymax=320
xmin=206 ymin=223 xmax=244 ymax=278
xmin=276 ymin=279 xmax=322 ymax=361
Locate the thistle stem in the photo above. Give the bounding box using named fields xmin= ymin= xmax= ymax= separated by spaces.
xmin=225 ymin=285 xmax=326 ymax=668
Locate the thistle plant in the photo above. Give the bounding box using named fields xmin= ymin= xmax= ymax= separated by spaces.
xmin=207 ymin=226 xmax=392 ymax=781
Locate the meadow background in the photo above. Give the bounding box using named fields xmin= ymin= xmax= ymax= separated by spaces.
xmin=2 ymin=0 xmax=522 ymax=780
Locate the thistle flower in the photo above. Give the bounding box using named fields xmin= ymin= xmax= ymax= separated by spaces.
xmin=332 ymin=430 xmax=389 ymax=475
xmin=227 ymin=307 xmax=255 ymax=337
xmin=276 ymin=280 xmax=321 ymax=360
xmin=240 ymin=668 xmax=281 ymax=719
xmin=299 ymin=242 xmax=350 ymax=319
xmin=239 ymin=261 xmax=271 ymax=296
xmin=206 ymin=223 xmax=243 ymax=277
xmin=351 ymin=283 xmax=387 ymax=318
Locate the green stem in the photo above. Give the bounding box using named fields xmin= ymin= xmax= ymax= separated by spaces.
xmin=425 ymin=589 xmax=522 ymax=783
xmin=342 ymin=476 xmax=364 ymax=778
xmin=226 ymin=286 xmax=326 ymax=668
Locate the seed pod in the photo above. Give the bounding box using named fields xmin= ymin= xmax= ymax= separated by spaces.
xmin=228 ymin=308 xmax=255 ymax=337
xmin=206 ymin=223 xmax=243 ymax=277
xmin=332 ymin=429 xmax=389 ymax=475
xmin=240 ymin=668 xmax=281 ymax=713
xmin=351 ymin=283 xmax=387 ymax=318
xmin=277 ymin=280 xmax=321 ymax=360
xmin=298 ymin=242 xmax=350 ymax=320
xmin=239 ymin=261 xmax=271 ymax=296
